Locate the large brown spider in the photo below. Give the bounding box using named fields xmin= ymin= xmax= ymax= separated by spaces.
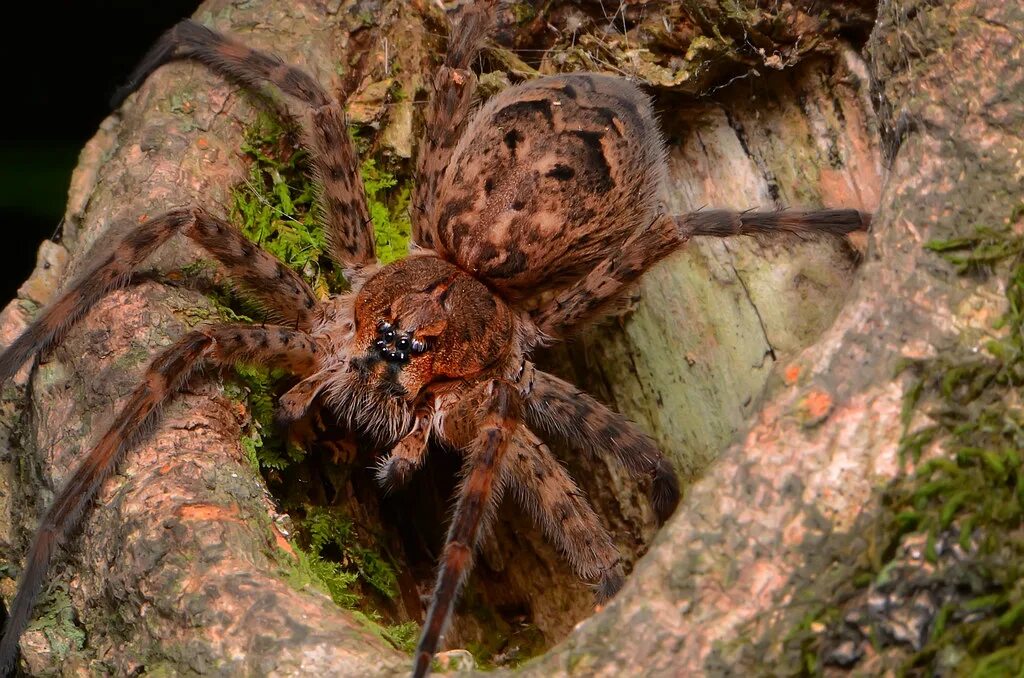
xmin=0 ymin=2 xmax=868 ymax=676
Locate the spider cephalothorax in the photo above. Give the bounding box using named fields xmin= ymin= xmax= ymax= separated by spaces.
xmin=0 ymin=3 xmax=868 ymax=677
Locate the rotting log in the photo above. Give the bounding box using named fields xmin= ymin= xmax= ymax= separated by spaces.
xmin=0 ymin=0 xmax=942 ymax=674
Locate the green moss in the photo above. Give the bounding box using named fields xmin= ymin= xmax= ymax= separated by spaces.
xmin=510 ymin=2 xmax=536 ymax=24
xmin=348 ymin=610 xmax=421 ymax=654
xmin=277 ymin=506 xmax=414 ymax=652
xmin=360 ymin=157 xmax=412 ymax=265
xmin=923 ymin=226 xmax=1024 ymax=274
xmin=26 ymin=586 xmax=85 ymax=664
xmin=232 ymin=111 xmax=337 ymax=297
xmin=796 ymin=205 xmax=1024 ymax=673
xmin=16 ymin=298 xmax=40 ymax=318
xmin=380 ymin=621 xmax=419 ymax=653
xmin=283 ymin=540 xmax=361 ymax=609
xmin=886 ymin=211 xmax=1024 ymax=673
xmin=139 ymin=662 xmax=180 ymax=677
xmin=300 ymin=506 xmax=399 ymax=601
xmin=224 ymin=364 xmax=304 ymax=474
xmin=231 ymin=112 xmax=412 ymax=297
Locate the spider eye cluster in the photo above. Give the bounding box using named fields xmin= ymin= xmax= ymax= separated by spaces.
xmin=374 ymin=321 xmax=426 ymax=363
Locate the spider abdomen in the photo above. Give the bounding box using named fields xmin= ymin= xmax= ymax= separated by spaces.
xmin=432 ymin=73 xmax=668 ymax=302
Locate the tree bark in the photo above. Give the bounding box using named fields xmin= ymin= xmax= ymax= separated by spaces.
xmin=4 ymin=0 xmax=1012 ymax=675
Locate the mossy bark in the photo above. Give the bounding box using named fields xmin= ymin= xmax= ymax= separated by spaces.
xmin=4 ymin=0 xmax=1008 ymax=675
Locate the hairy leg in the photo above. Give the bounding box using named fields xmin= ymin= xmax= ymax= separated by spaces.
xmin=413 ymin=379 xmax=518 ymax=678
xmin=0 ymin=207 xmax=318 ymax=385
xmin=412 ymin=1 xmax=498 ymax=248
xmin=375 ymin=409 xmax=432 ymax=491
xmin=113 ymin=19 xmax=376 ymax=273
xmin=275 ymin=365 xmax=339 ymax=427
xmin=534 ymin=209 xmax=869 ymax=336
xmin=525 ymin=369 xmax=680 ymax=524
xmin=0 ymin=324 xmax=318 ymax=674
xmin=507 ymin=426 xmax=624 ymax=601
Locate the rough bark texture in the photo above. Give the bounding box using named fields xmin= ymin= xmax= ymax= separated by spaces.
xmin=6 ymin=0 xmax=1010 ymax=675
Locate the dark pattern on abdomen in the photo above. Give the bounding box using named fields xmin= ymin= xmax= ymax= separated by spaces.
xmin=432 ymin=73 xmax=668 ymax=301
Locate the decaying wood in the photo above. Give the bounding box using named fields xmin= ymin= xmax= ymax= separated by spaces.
xmin=5 ymin=0 xmax=1007 ymax=674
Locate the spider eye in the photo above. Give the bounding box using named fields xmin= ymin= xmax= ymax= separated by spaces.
xmin=395 ymin=337 xmax=410 ymax=351
xmin=377 ymin=320 xmax=392 ymax=333
xmin=411 ymin=338 xmax=426 ymax=354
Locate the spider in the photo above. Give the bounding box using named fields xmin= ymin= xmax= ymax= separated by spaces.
xmin=0 ymin=2 xmax=868 ymax=676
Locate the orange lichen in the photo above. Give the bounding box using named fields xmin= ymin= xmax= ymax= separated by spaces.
xmin=274 ymin=526 xmax=296 ymax=557
xmin=178 ymin=503 xmax=242 ymax=522
xmin=798 ymin=389 xmax=833 ymax=425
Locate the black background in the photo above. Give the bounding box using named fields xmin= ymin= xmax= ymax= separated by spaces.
xmin=0 ymin=1 xmax=203 ymax=304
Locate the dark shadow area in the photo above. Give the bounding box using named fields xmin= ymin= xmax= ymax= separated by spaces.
xmin=0 ymin=1 xmax=203 ymax=305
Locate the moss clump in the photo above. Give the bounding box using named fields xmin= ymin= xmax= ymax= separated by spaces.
xmin=231 ymin=112 xmax=413 ymax=296
xmin=26 ymin=586 xmax=85 ymax=664
xmin=361 ymin=158 xmax=412 ymax=266
xmin=283 ymin=539 xmax=361 ymax=609
xmin=380 ymin=621 xmax=419 ymax=653
xmin=800 ymin=206 xmax=1024 ymax=674
xmin=279 ymin=506 xmax=413 ymax=652
xmin=885 ymin=211 xmax=1024 ymax=674
xmin=298 ymin=506 xmax=399 ymax=601
xmin=348 ymin=610 xmax=421 ymax=655
xmin=232 ymin=111 xmax=336 ymax=297
xmin=225 ymin=364 xmax=305 ymax=474
xmin=510 ymin=2 xmax=536 ymax=25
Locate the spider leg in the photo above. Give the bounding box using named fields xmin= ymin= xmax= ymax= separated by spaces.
xmin=413 ymin=379 xmax=518 ymax=678
xmin=0 ymin=324 xmax=318 ymax=675
xmin=113 ymin=19 xmax=376 ymax=274
xmin=275 ymin=362 xmax=344 ymax=428
xmin=411 ymin=1 xmax=498 ymax=249
xmin=0 ymin=207 xmax=318 ymax=385
xmin=525 ymin=369 xmax=681 ymax=525
xmin=534 ymin=209 xmax=869 ymax=336
xmin=375 ymin=409 xmax=431 ymax=491
xmin=507 ymin=426 xmax=624 ymax=601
